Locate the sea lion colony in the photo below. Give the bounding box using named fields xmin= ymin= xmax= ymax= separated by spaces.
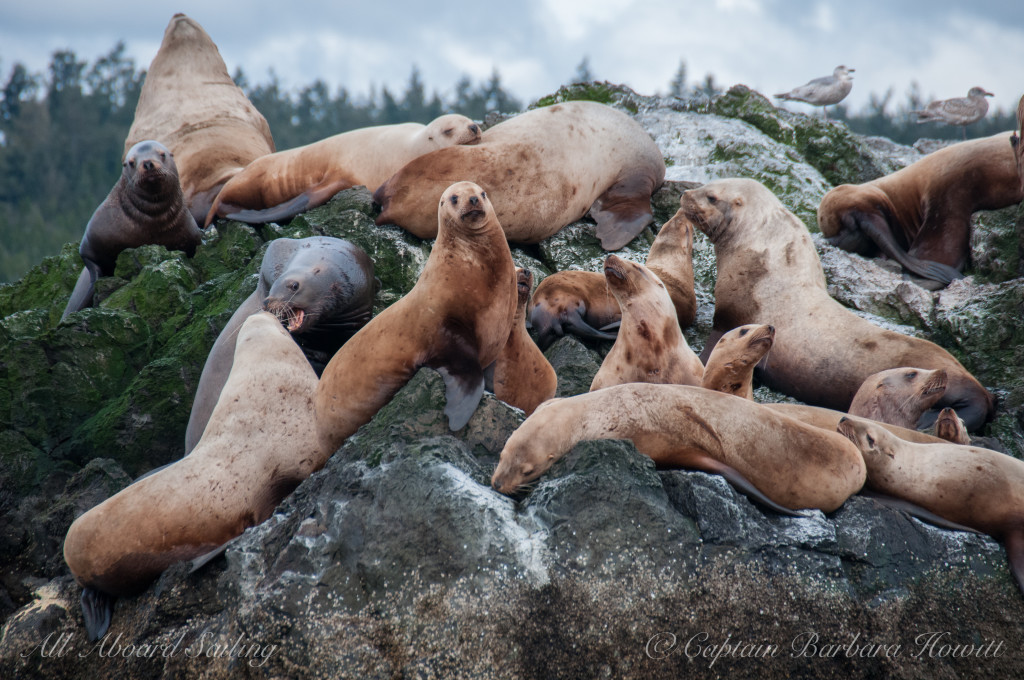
xmin=56 ymin=13 xmax=1024 ymax=639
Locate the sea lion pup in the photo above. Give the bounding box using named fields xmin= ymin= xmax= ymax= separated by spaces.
xmin=817 ymin=132 xmax=1023 ymax=286
xmin=316 ymin=181 xmax=517 ymax=451
xmin=491 ymin=268 xmax=557 ymax=416
xmin=64 ymin=312 xmax=328 ymax=640
xmin=491 ymin=383 xmax=866 ymax=513
xmin=204 ymin=114 xmax=482 ymax=226
xmin=683 ymin=177 xmax=994 ymax=432
xmin=701 ymin=324 xmax=775 ymax=399
xmin=374 ymin=100 xmax=665 ymax=250
xmin=184 ymin=236 xmax=376 ymax=453
xmin=589 ymin=255 xmax=704 ymax=391
xmin=848 ymin=367 xmax=948 ymax=430
xmin=933 ymin=407 xmax=971 ymax=445
xmin=837 ymin=417 xmax=1024 ymax=595
xmin=124 ymin=13 xmax=275 ymax=223
xmin=61 ymin=140 xmax=202 ymax=320
xmin=529 ymin=270 xmax=620 ymax=350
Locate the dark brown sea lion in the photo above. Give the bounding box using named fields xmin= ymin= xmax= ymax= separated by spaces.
xmin=837 ymin=417 xmax=1024 ymax=596
xmin=64 ymin=312 xmax=328 ymax=640
xmin=817 ymin=132 xmax=1023 ymax=286
xmin=701 ymin=324 xmax=775 ymax=399
xmin=590 ymin=255 xmax=703 ymax=391
xmin=374 ymin=101 xmax=665 ymax=250
xmin=848 ymin=367 xmax=948 ymax=430
xmin=184 ymin=236 xmax=376 ymax=453
xmin=125 ymin=13 xmax=276 ymax=223
xmin=491 ymin=383 xmax=866 ymax=513
xmin=205 ymin=114 xmax=481 ymax=226
xmin=315 ymin=181 xmax=517 ymax=451
xmin=61 ymin=140 xmax=202 ymax=320
xmin=683 ymin=177 xmax=994 ymax=432
xmin=491 ymin=268 xmax=557 ymax=415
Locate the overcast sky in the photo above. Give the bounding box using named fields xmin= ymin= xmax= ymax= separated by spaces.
xmin=1 ymin=1 xmax=1022 ymax=117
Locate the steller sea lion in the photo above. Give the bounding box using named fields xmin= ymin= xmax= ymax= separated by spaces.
xmin=315 ymin=181 xmax=517 ymax=452
xmin=817 ymin=132 xmax=1023 ymax=286
xmin=701 ymin=324 xmax=775 ymax=400
xmin=204 ymin=114 xmax=482 ymax=226
xmin=529 ymin=270 xmax=620 ymax=351
xmin=125 ymin=13 xmax=276 ymax=224
xmin=590 ymin=255 xmax=703 ymax=391
xmin=61 ymin=140 xmax=202 ymax=320
xmin=374 ymin=101 xmax=665 ymax=250
xmin=490 ymin=268 xmax=557 ymax=416
xmin=933 ymin=407 xmax=971 ymax=445
xmin=64 ymin=312 xmax=329 ymax=640
xmin=848 ymin=367 xmax=948 ymax=430
xmin=764 ymin=403 xmax=949 ymax=445
xmin=491 ymin=383 xmax=866 ymax=513
xmin=642 ymin=206 xmax=698 ymax=328
xmin=683 ymin=177 xmax=994 ymax=432
xmin=184 ymin=236 xmax=377 ymax=453
xmin=837 ymin=417 xmax=1024 ymax=596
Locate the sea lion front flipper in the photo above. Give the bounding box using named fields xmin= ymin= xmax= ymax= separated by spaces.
xmin=61 ymin=267 xmax=95 ymax=320
xmin=225 ymin=193 xmax=311 ymax=225
xmin=81 ymin=587 xmax=114 ymax=641
xmin=854 ymin=212 xmax=963 ymax=285
xmin=189 ymin=536 xmax=240 ymax=573
xmin=599 ymin=320 xmax=621 ymax=332
xmin=589 ymin=175 xmax=656 ymax=251
xmin=435 ymin=366 xmax=484 ymax=431
xmin=695 ymin=458 xmax=808 ymax=517
xmin=860 ymin=489 xmax=981 ymax=534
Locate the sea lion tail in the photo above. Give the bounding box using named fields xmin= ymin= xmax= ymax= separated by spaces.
xmin=81 ymin=587 xmax=115 ymax=641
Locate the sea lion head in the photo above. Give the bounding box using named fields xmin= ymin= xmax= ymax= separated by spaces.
xmin=439 ymin=181 xmax=494 ymax=233
xmin=681 ymin=178 xmax=771 ymax=245
xmin=261 ymin=237 xmax=375 ymax=337
xmin=425 ymin=113 xmax=482 ymax=146
xmin=602 ymin=254 xmax=664 ymax=300
xmin=934 ymin=407 xmax=970 ymax=445
xmin=836 ymin=417 xmax=891 ymax=460
xmin=123 ymin=140 xmax=180 ymax=195
xmin=702 ymin=324 xmax=775 ymax=398
xmin=515 ymin=268 xmax=534 ymax=306
xmin=491 ymin=398 xmax=566 ymax=494
xmin=850 ymin=367 xmax=948 ymax=428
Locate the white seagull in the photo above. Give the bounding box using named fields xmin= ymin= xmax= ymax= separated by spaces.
xmin=774 ymin=65 xmax=855 ymax=119
xmin=912 ymin=86 xmax=994 ymax=138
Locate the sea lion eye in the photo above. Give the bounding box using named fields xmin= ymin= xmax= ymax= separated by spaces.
xmin=450 ymin=195 xmax=459 ymax=205
xmin=443 ymin=128 xmax=454 ymax=136
xmin=707 ymin=195 xmax=717 ymax=204
xmin=481 ymin=191 xmax=486 ymax=199
xmin=866 ymin=434 xmax=875 ymax=447
xmin=739 ymin=328 xmax=749 ymax=336
xmin=128 ymin=159 xmax=136 ymax=168
xmin=905 ymin=370 xmax=917 ymax=380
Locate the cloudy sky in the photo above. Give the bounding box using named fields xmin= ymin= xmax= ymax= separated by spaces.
xmin=1 ymin=1 xmax=1022 ymax=116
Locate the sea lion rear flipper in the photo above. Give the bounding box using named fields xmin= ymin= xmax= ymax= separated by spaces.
xmin=860 ymin=489 xmax=981 ymax=534
xmin=855 ymin=212 xmax=963 ymax=285
xmin=1005 ymin=530 xmax=1024 ymax=596
xmin=435 ymin=366 xmax=484 ymax=431
xmin=81 ymin=587 xmax=114 ymax=641
xmin=589 ymin=176 xmax=656 ymax=251
xmin=696 ymin=458 xmax=808 ymax=517
xmin=599 ymin=320 xmax=621 ymax=332
xmin=189 ymin=536 xmax=240 ymax=573
xmin=562 ymin=310 xmax=618 ymax=342
xmin=225 ymin=193 xmax=311 ymax=224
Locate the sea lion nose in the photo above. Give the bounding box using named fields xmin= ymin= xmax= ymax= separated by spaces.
xmin=143 ymin=160 xmax=155 ymax=171
xmin=469 ymin=124 xmax=479 ymax=134
xmin=469 ymin=195 xmax=479 ymax=206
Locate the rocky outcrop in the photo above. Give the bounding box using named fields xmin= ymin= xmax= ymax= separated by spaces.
xmin=2 ymin=84 xmax=1023 ymax=678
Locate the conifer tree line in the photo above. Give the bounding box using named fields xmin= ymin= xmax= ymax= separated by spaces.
xmin=0 ymin=49 xmax=1016 ymax=283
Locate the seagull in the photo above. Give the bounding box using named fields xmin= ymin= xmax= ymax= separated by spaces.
xmin=774 ymin=65 xmax=854 ymax=119
xmin=912 ymin=86 xmax=993 ymax=139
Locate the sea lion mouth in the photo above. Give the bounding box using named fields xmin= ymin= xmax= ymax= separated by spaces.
xmin=603 ymin=265 xmax=626 ymax=281
xmin=264 ymin=300 xmax=307 ymax=333
xmin=461 ymin=208 xmax=486 ymax=221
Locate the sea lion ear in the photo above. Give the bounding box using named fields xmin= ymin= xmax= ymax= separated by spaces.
xmin=733 ymin=197 xmax=744 ymax=207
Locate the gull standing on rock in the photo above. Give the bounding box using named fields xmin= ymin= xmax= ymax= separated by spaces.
xmin=774 ymin=65 xmax=854 ymax=119
xmin=912 ymin=86 xmax=993 ymax=139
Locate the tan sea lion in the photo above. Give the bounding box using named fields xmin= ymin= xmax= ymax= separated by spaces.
xmin=590 ymin=255 xmax=703 ymax=391
xmin=683 ymin=177 xmax=994 ymax=432
xmin=1012 ymin=94 xmax=1024 ymax=193
xmin=933 ymin=407 xmax=971 ymax=445
xmin=63 ymin=312 xmax=328 ymax=640
xmin=848 ymin=367 xmax=948 ymax=430
xmin=184 ymin=236 xmax=377 ymax=453
xmin=837 ymin=417 xmax=1024 ymax=595
xmin=491 ymin=383 xmax=866 ymax=513
xmin=61 ymin=140 xmax=202 ymax=320
xmin=204 ymin=115 xmax=482 ymax=226
xmin=817 ymin=132 xmax=1023 ymax=286
xmin=764 ymin=403 xmax=949 ymax=445
xmin=315 ymin=181 xmax=517 ymax=451
xmin=125 ymin=13 xmax=276 ymax=224
xmin=374 ymin=101 xmax=665 ymax=250
xmin=644 ymin=207 xmax=698 ymax=329
xmin=491 ymin=268 xmax=557 ymax=415
xmin=529 ymin=271 xmax=620 ymax=350
xmin=701 ymin=324 xmax=775 ymax=399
